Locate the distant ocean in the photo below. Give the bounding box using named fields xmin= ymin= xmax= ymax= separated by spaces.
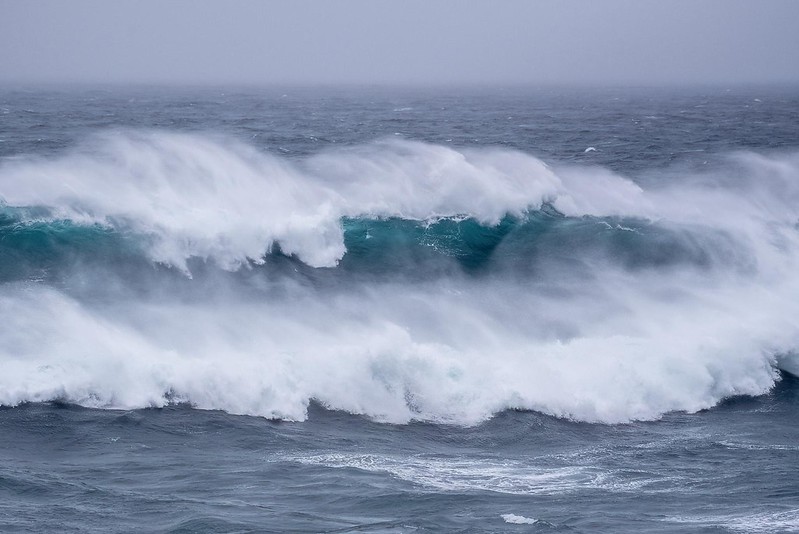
xmin=1 ymin=86 xmax=798 ymax=532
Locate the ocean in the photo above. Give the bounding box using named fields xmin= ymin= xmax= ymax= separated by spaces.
xmin=0 ymin=85 xmax=798 ymax=532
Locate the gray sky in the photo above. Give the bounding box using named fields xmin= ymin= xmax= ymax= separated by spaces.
xmin=2 ymin=0 xmax=798 ymax=86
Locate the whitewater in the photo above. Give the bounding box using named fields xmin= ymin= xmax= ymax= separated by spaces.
xmin=2 ymin=129 xmax=798 ymax=424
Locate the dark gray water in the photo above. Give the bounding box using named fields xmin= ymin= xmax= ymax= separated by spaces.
xmin=1 ymin=85 xmax=798 ymax=532
xmin=3 ymin=85 xmax=797 ymax=170
xmin=2 ymin=381 xmax=799 ymax=533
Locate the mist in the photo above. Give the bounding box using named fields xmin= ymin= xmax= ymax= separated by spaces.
xmin=2 ymin=0 xmax=798 ymax=86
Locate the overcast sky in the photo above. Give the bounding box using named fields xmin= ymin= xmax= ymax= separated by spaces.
xmin=2 ymin=0 xmax=798 ymax=86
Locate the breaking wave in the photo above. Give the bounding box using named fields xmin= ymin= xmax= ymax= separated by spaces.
xmin=1 ymin=131 xmax=798 ymax=424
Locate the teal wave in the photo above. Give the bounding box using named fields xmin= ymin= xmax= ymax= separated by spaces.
xmin=0 ymin=206 xmax=746 ymax=283
xmin=0 ymin=207 xmax=141 ymax=281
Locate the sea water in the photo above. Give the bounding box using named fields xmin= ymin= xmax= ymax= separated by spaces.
xmin=0 ymin=85 xmax=798 ymax=532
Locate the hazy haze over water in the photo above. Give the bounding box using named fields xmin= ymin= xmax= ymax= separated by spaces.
xmin=2 ymin=0 xmax=798 ymax=86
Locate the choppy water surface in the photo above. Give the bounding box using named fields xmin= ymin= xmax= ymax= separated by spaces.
xmin=1 ymin=85 xmax=798 ymax=532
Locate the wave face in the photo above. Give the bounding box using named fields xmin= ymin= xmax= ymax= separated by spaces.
xmin=1 ymin=131 xmax=798 ymax=424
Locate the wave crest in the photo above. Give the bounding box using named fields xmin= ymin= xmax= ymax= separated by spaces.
xmin=0 ymin=131 xmax=650 ymax=271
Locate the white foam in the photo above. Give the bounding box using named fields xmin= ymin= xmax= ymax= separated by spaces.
xmin=501 ymin=514 xmax=538 ymax=524
xmin=667 ymin=509 xmax=799 ymax=533
xmin=0 ymin=272 xmax=792 ymax=424
xmin=283 ymin=452 xmax=595 ymax=494
xmin=717 ymin=440 xmax=799 ymax=452
xmin=281 ymin=451 xmax=671 ymax=495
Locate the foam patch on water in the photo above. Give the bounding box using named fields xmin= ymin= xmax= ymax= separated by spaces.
xmin=667 ymin=508 xmax=799 ymax=533
xmin=717 ymin=440 xmax=799 ymax=452
xmin=281 ymin=452 xmax=673 ymax=495
xmin=284 ymin=453 xmax=594 ymax=494
xmin=501 ymin=514 xmax=539 ymax=525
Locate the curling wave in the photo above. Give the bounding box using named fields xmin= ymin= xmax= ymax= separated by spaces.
xmin=0 ymin=131 xmax=646 ymax=271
